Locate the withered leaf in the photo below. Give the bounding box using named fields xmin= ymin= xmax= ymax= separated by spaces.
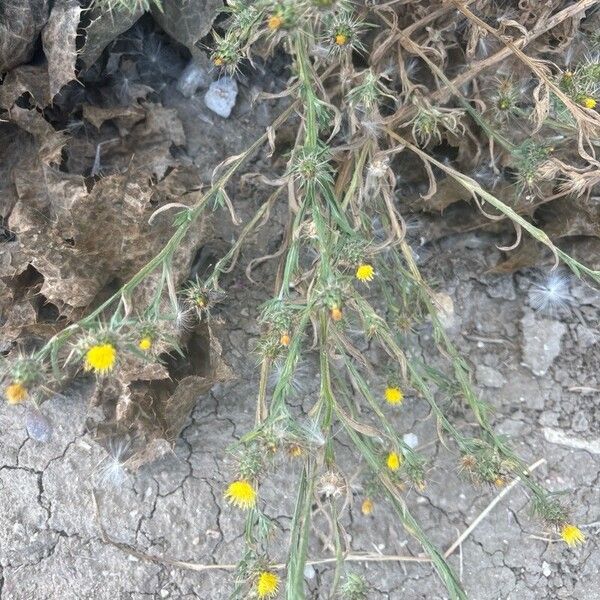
xmin=41 ymin=0 xmax=82 ymax=99
xmin=151 ymin=0 xmax=222 ymax=52
xmin=80 ymin=5 xmax=143 ymax=68
xmin=537 ymin=195 xmax=600 ymax=239
xmin=0 ymin=123 xmax=34 ymax=218
xmin=5 ymin=107 xmax=67 ymax=165
xmin=84 ymin=103 xmax=186 ymax=179
xmin=0 ymin=298 xmax=38 ymax=346
xmin=0 ymin=0 xmax=50 ymax=73
xmin=82 ymin=104 xmax=146 ymax=134
xmin=419 ymin=176 xmax=471 ymax=213
xmin=0 ymin=64 xmax=51 ymax=109
xmin=7 ymin=162 xmax=205 ymax=317
xmin=490 ymin=236 xmax=542 ymax=274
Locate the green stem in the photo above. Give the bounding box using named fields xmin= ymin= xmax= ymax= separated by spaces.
xmin=285 ymin=458 xmax=316 ymax=600
xmin=339 ymin=413 xmax=467 ymax=600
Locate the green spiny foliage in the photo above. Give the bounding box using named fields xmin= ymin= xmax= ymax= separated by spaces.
xmin=2 ymin=1 xmax=597 ymax=599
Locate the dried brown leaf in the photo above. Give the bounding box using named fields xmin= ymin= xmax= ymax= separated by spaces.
xmin=0 ymin=0 xmax=50 ymax=73
xmin=0 ymin=64 xmax=51 ymax=109
xmin=83 ymin=103 xmax=186 ymax=179
xmin=538 ymin=196 xmax=600 ymax=240
xmin=82 ymin=104 xmax=146 ymax=133
xmin=80 ymin=5 xmax=143 ymax=68
xmin=151 ymin=0 xmax=222 ymax=52
xmin=41 ymin=0 xmax=82 ymax=99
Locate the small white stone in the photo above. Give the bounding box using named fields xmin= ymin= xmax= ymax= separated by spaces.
xmin=542 ymin=561 xmax=552 ymax=577
xmin=204 ymin=77 xmax=238 ymax=118
xmin=403 ymin=433 xmax=419 ymax=448
xmin=177 ymin=61 xmax=209 ymax=97
xmin=303 ymin=564 xmax=316 ymax=579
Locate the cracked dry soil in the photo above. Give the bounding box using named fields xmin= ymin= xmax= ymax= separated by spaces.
xmin=1 ymin=54 xmax=599 ymax=600
xmin=1 ymin=221 xmax=599 ymax=599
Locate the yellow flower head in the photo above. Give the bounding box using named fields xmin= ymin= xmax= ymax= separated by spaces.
xmin=335 ymin=32 xmax=349 ymax=46
xmin=5 ymin=382 xmax=28 ymax=405
xmin=384 ymin=386 xmax=403 ymax=405
xmin=561 ymin=524 xmax=585 ymax=547
xmin=213 ymin=56 xmax=224 ymax=67
xmin=361 ymin=497 xmax=374 ymax=515
xmin=268 ymin=14 xmax=284 ymax=30
xmin=288 ymin=444 xmax=303 ymax=458
xmin=224 ymin=479 xmax=256 ymax=510
xmin=581 ymin=97 xmax=597 ymax=109
xmin=138 ymin=336 xmax=153 ymax=351
xmin=386 ymin=452 xmax=402 ymax=471
xmin=84 ymin=343 xmax=117 ymax=374
xmin=355 ymin=263 xmax=374 ymax=282
xmin=330 ymin=305 xmax=343 ymax=321
xmin=256 ymin=571 xmax=279 ymax=599
xmin=280 ymin=332 xmax=291 ymax=347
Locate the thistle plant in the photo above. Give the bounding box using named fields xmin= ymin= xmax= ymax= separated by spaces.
xmin=2 ymin=1 xmax=599 ymax=599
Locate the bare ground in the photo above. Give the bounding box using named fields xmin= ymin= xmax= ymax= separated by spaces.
xmin=1 ymin=212 xmax=599 ymax=599
xmin=1 ymin=44 xmax=599 ymax=600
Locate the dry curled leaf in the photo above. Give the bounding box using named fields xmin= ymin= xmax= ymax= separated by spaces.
xmin=0 ymin=64 xmax=51 ymax=109
xmin=0 ymin=0 xmax=50 ymax=73
xmin=41 ymin=0 xmax=82 ymax=99
xmin=82 ymin=103 xmax=186 ymax=179
xmin=80 ymin=4 xmax=143 ymax=68
xmin=151 ymin=0 xmax=223 ymax=52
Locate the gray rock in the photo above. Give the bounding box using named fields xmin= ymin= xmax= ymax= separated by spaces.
xmin=570 ymin=282 xmax=600 ymax=306
xmin=204 ymin=76 xmax=238 ymax=118
xmin=177 ymin=60 xmax=210 ymax=97
xmin=571 ymin=409 xmax=590 ymax=433
xmin=480 ymin=273 xmax=516 ymax=300
xmin=520 ymin=310 xmax=567 ymax=376
xmin=575 ymin=323 xmax=598 ymax=348
xmin=539 ymin=410 xmax=560 ymax=426
xmin=475 ymin=364 xmax=506 ymax=388
xmin=544 ymin=427 xmax=600 ymax=453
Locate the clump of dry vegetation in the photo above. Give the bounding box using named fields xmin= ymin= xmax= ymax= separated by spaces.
xmin=1 ymin=1 xmax=599 ymax=598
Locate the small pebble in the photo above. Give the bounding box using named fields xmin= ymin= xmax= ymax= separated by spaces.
xmin=403 ymin=433 xmax=419 ymax=448
xmin=475 ymin=364 xmax=506 ymax=389
xmin=304 ymin=564 xmax=315 ymax=579
xmin=204 ymin=76 xmax=238 ymax=118
xmin=177 ymin=61 xmax=209 ymax=97
xmin=25 ymin=408 xmax=52 ymax=443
